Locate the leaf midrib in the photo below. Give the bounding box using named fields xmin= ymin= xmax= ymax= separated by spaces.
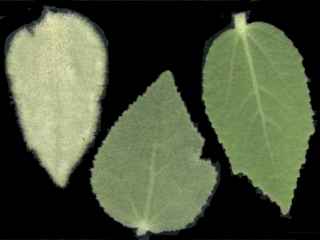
xmin=239 ymin=29 xmax=275 ymax=163
xmin=144 ymin=143 xmax=157 ymax=221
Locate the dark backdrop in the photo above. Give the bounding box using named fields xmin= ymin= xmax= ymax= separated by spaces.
xmin=0 ymin=0 xmax=319 ymax=239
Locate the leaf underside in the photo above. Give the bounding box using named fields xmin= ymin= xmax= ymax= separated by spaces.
xmin=6 ymin=9 xmax=107 ymax=187
xmin=203 ymin=15 xmax=313 ymax=214
xmin=91 ymin=71 xmax=217 ymax=235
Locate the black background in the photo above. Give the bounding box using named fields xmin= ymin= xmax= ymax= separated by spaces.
xmin=0 ymin=0 xmax=319 ymax=239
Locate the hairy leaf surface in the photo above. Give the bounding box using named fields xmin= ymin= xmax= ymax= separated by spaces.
xmin=203 ymin=13 xmax=313 ymax=214
xmin=91 ymin=71 xmax=217 ymax=235
xmin=6 ymin=9 xmax=107 ymax=187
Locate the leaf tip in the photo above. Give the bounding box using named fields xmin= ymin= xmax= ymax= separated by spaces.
xmin=48 ymin=167 xmax=70 ymax=188
xmin=278 ymin=201 xmax=291 ymax=217
xmin=158 ymin=70 xmax=174 ymax=82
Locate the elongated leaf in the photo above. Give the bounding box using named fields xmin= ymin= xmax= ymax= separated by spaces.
xmin=6 ymin=9 xmax=107 ymax=187
xmin=91 ymin=71 xmax=217 ymax=235
xmin=203 ymin=13 xmax=313 ymax=214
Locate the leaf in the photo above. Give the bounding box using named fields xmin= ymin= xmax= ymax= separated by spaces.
xmin=203 ymin=12 xmax=314 ymax=214
xmin=91 ymin=71 xmax=217 ymax=235
xmin=6 ymin=9 xmax=107 ymax=187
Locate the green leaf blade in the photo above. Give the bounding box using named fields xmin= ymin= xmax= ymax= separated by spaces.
xmin=91 ymin=71 xmax=217 ymax=235
xmin=6 ymin=9 xmax=107 ymax=187
xmin=203 ymin=13 xmax=313 ymax=214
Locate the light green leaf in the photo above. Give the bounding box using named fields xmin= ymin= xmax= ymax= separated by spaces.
xmin=91 ymin=71 xmax=217 ymax=236
xmin=6 ymin=9 xmax=107 ymax=187
xmin=203 ymin=12 xmax=314 ymax=214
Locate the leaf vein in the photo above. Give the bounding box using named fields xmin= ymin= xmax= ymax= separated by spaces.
xmin=247 ymin=33 xmax=296 ymax=102
xmin=240 ymin=32 xmax=275 ymax=164
xmin=144 ymin=143 xmax=157 ymax=221
xmin=223 ymin=35 xmax=240 ymax=107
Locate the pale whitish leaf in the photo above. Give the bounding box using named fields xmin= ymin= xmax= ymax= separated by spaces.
xmin=6 ymin=9 xmax=107 ymax=187
xmin=203 ymin=12 xmax=314 ymax=214
xmin=91 ymin=71 xmax=217 ymax=235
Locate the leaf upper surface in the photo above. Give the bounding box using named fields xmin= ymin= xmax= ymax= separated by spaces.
xmin=203 ymin=14 xmax=314 ymax=214
xmin=91 ymin=71 xmax=217 ymax=235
